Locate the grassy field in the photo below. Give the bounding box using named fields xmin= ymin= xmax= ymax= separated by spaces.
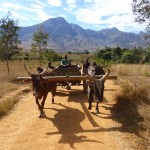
xmin=0 ymin=60 xmax=150 ymax=149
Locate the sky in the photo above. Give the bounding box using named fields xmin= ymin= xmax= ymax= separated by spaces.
xmin=0 ymin=0 xmax=147 ymax=33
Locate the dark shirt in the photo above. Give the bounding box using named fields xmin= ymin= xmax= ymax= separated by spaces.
xmin=83 ymin=62 xmax=90 ymax=75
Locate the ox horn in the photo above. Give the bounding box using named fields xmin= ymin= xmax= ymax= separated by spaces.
xmin=24 ymin=63 xmax=32 ymax=76
xmin=87 ymin=68 xmax=110 ymax=82
xmin=101 ymin=68 xmax=110 ymax=82
xmin=38 ymin=66 xmax=49 ymax=76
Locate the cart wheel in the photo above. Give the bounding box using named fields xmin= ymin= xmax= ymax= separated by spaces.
xmin=83 ymin=80 xmax=88 ymax=93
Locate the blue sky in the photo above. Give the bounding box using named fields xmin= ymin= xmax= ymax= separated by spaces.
xmin=0 ymin=0 xmax=146 ymax=33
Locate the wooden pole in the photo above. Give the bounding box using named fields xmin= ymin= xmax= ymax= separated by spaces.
xmin=17 ymin=75 xmax=117 ymax=82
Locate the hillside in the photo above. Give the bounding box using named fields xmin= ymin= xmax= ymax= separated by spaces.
xmin=19 ymin=17 xmax=149 ymax=51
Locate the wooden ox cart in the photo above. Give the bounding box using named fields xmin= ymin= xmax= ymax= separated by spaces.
xmin=17 ymin=64 xmax=117 ymax=92
xmin=17 ymin=64 xmax=117 ymax=117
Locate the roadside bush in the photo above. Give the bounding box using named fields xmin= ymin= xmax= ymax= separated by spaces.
xmin=0 ymin=96 xmax=19 ymax=118
xmin=114 ymin=77 xmax=150 ymax=149
xmin=119 ymin=79 xmax=149 ymax=104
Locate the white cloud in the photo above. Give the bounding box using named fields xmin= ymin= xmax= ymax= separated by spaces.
xmin=1 ymin=2 xmax=23 ymax=9
xmin=67 ymin=0 xmax=76 ymax=8
xmin=30 ymin=4 xmax=43 ymax=9
xmin=36 ymin=9 xmax=52 ymax=21
xmin=0 ymin=7 xmax=9 ymax=13
xmin=103 ymin=14 xmax=145 ymax=32
xmin=75 ymin=0 xmax=132 ymax=20
xmin=47 ymin=0 xmax=62 ymax=6
xmin=75 ymin=8 xmax=101 ymax=24
xmin=25 ymin=6 xmax=52 ymax=22
xmin=34 ymin=0 xmax=47 ymax=7
xmin=10 ymin=11 xmax=29 ymax=20
xmin=84 ymin=0 xmax=93 ymax=3
xmin=73 ymin=0 xmax=146 ymax=32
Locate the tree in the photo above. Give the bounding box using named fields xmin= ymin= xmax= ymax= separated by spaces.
xmin=43 ymin=49 xmax=62 ymax=61
xmin=140 ymin=46 xmax=150 ymax=63
xmin=31 ymin=26 xmax=49 ymax=66
xmin=112 ymin=46 xmax=122 ymax=62
xmin=94 ymin=47 xmax=112 ymax=61
xmin=84 ymin=49 xmax=89 ymax=54
xmin=121 ymin=51 xmax=136 ymax=64
xmin=0 ymin=13 xmax=21 ymax=74
xmin=132 ymin=0 xmax=150 ymax=37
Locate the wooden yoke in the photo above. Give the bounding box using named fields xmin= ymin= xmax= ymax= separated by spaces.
xmin=17 ymin=75 xmax=117 ymax=82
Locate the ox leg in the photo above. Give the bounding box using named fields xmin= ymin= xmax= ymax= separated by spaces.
xmin=39 ymin=93 xmax=48 ymax=118
xmin=52 ymin=93 xmax=54 ymax=104
xmin=51 ymin=83 xmax=56 ymax=104
xmin=66 ymin=81 xmax=71 ymax=90
xmin=88 ymin=90 xmax=93 ymax=110
xmin=96 ymin=101 xmax=100 ymax=114
xmin=35 ymin=97 xmax=41 ymax=110
xmin=83 ymin=80 xmax=88 ymax=93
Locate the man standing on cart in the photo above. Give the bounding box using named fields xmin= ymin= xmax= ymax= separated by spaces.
xmin=82 ymin=58 xmax=90 ymax=75
xmin=82 ymin=58 xmax=91 ymax=93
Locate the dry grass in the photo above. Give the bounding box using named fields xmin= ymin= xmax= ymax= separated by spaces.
xmin=0 ymin=82 xmax=19 ymax=99
xmin=0 ymin=96 xmax=19 ymax=118
xmin=0 ymin=60 xmax=38 ymax=117
xmin=119 ymin=78 xmax=150 ymax=104
xmin=111 ymin=64 xmax=150 ymax=77
xmin=111 ymin=64 xmax=150 ymax=150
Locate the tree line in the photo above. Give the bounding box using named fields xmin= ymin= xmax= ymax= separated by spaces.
xmin=93 ymin=46 xmax=150 ymax=64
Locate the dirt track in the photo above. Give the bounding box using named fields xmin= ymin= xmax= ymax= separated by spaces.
xmin=0 ymin=80 xmax=133 ymax=150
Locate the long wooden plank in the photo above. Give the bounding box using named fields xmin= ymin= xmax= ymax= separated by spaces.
xmin=42 ymin=75 xmax=117 ymax=81
xmin=17 ymin=77 xmax=31 ymax=81
xmin=17 ymin=75 xmax=117 ymax=82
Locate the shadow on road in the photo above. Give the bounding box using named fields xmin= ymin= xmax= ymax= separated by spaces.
xmin=45 ymin=88 xmax=129 ymax=149
xmin=45 ymin=103 xmax=103 ymax=149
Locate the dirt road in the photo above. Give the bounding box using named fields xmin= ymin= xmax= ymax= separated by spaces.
xmin=0 ymin=80 xmax=133 ymax=150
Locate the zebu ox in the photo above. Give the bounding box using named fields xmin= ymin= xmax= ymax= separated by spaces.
xmin=87 ymin=66 xmax=110 ymax=114
xmin=24 ymin=64 xmax=57 ymax=118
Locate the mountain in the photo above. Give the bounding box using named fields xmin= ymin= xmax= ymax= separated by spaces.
xmin=19 ymin=17 xmax=149 ymax=51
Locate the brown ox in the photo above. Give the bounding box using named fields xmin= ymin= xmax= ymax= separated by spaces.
xmin=87 ymin=67 xmax=110 ymax=113
xmin=24 ymin=64 xmax=57 ymax=118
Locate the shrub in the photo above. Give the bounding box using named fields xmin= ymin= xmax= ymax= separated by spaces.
xmin=0 ymin=96 xmax=19 ymax=118
xmin=114 ymin=77 xmax=150 ymax=149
